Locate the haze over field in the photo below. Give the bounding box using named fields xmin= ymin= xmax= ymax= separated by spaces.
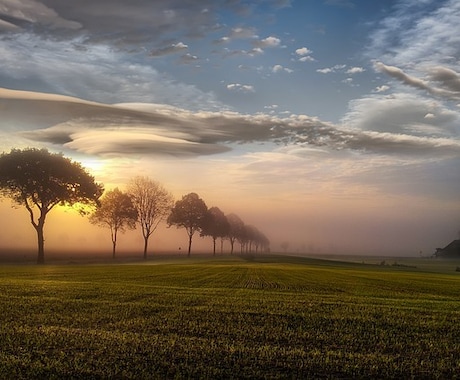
xmin=0 ymin=0 xmax=459 ymax=256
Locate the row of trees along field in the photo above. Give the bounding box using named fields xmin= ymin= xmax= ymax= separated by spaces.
xmin=0 ymin=148 xmax=270 ymax=264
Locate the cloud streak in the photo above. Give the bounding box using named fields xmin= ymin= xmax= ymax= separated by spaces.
xmin=2 ymin=88 xmax=459 ymax=159
xmin=373 ymin=61 xmax=460 ymax=101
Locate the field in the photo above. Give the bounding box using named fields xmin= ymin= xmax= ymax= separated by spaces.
xmin=0 ymin=254 xmax=460 ymax=379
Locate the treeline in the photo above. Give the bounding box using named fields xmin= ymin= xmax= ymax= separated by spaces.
xmin=93 ymin=180 xmax=270 ymax=258
xmin=0 ymin=148 xmax=269 ymax=263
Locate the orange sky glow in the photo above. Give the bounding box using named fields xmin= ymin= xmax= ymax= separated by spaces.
xmin=1 ymin=1 xmax=460 ymax=258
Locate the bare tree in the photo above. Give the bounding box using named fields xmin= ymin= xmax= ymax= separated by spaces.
xmin=167 ymin=192 xmax=207 ymax=256
xmin=127 ymin=176 xmax=174 ymax=259
xmin=90 ymin=188 xmax=137 ymax=258
xmin=0 ymin=148 xmax=103 ymax=264
xmin=201 ymin=206 xmax=230 ymax=255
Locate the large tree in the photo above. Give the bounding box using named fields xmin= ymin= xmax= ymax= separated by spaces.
xmin=127 ymin=176 xmax=174 ymax=259
xmin=167 ymin=192 xmax=207 ymax=256
xmin=201 ymin=206 xmax=230 ymax=255
xmin=226 ymin=213 xmax=245 ymax=255
xmin=89 ymin=188 xmax=137 ymax=258
xmin=0 ymin=148 xmax=103 ymax=264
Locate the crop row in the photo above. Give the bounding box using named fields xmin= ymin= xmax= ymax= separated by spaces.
xmin=0 ymin=257 xmax=459 ymax=378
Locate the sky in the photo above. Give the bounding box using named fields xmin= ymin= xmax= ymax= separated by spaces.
xmin=0 ymin=0 xmax=459 ymax=256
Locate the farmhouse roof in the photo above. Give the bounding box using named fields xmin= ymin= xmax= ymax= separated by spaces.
xmin=435 ymin=240 xmax=460 ymax=257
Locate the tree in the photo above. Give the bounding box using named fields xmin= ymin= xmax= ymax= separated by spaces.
xmin=167 ymin=192 xmax=207 ymax=256
xmin=237 ymin=224 xmax=250 ymax=254
xmin=0 ymin=148 xmax=103 ymax=264
xmin=201 ymin=206 xmax=230 ymax=255
xmin=127 ymin=176 xmax=174 ymax=259
xmin=90 ymin=188 xmax=137 ymax=258
xmin=281 ymin=241 xmax=290 ymax=253
xmin=225 ymin=213 xmax=245 ymax=254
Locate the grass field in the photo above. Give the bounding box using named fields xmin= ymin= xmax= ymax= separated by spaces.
xmin=0 ymin=254 xmax=459 ymax=378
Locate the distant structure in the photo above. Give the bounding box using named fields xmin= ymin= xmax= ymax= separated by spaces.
xmin=434 ymin=240 xmax=460 ymax=258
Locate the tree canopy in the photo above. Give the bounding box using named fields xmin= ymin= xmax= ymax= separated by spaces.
xmin=0 ymin=148 xmax=103 ymax=264
xmin=89 ymin=188 xmax=137 ymax=258
xmin=127 ymin=176 xmax=174 ymax=259
xmin=167 ymin=192 xmax=207 ymax=256
xmin=201 ymin=206 xmax=230 ymax=255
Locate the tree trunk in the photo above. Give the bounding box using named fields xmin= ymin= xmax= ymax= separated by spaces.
xmin=188 ymin=233 xmax=192 ymax=257
xmin=111 ymin=228 xmax=117 ymax=259
xmin=213 ymin=238 xmax=216 ymax=256
xmin=143 ymin=236 xmax=149 ymax=259
xmin=36 ymin=224 xmax=45 ymax=265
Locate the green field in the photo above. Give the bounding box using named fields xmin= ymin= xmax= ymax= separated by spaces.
xmin=0 ymin=254 xmax=460 ymax=378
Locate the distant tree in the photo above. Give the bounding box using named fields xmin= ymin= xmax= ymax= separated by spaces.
xmin=281 ymin=241 xmax=290 ymax=253
xmin=226 ymin=213 xmax=245 ymax=255
xmin=258 ymin=231 xmax=270 ymax=253
xmin=237 ymin=224 xmax=250 ymax=254
xmin=127 ymin=176 xmax=174 ymax=259
xmin=0 ymin=148 xmax=103 ymax=264
xmin=201 ymin=206 xmax=230 ymax=255
xmin=90 ymin=188 xmax=137 ymax=258
xmin=167 ymin=192 xmax=207 ymax=256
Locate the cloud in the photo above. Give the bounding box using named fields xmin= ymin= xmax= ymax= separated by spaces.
xmin=295 ymin=46 xmax=314 ymax=62
xmin=0 ymin=0 xmax=224 ymax=48
xmin=316 ymin=64 xmax=346 ymax=74
xmin=272 ymin=65 xmax=293 ymax=73
xmin=253 ymin=36 xmax=281 ymax=48
xmin=342 ymin=92 xmax=460 ymax=137
xmin=368 ymin=0 xmax=460 ymax=69
xmin=179 ymin=53 xmax=198 ymax=65
xmin=298 ymin=56 xmax=314 ymax=63
xmin=0 ymin=0 xmax=82 ymax=31
xmin=374 ymin=85 xmax=390 ymax=93
xmin=427 ymin=66 xmax=460 ymax=93
xmin=295 ymin=47 xmax=312 ymax=56
xmin=374 ymin=61 xmax=460 ymax=101
xmin=346 ymin=67 xmax=365 ymax=74
xmin=3 ymin=88 xmax=460 ymax=160
xmin=229 ymin=27 xmax=257 ymax=40
xmin=0 ymin=33 xmax=221 ymax=110
xmin=226 ymin=84 xmax=255 ymax=93
xmin=150 ymin=42 xmax=188 ymax=57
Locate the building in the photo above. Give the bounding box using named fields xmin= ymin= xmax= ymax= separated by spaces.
xmin=435 ymin=240 xmax=460 ymax=258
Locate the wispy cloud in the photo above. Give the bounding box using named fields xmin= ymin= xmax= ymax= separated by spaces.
xmin=226 ymin=83 xmax=255 ymax=93
xmin=150 ymin=42 xmax=188 ymax=57
xmin=373 ymin=61 xmax=460 ymax=101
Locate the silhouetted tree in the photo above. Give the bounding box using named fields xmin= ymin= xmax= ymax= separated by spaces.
xmin=238 ymin=224 xmax=250 ymax=254
xmin=90 ymin=188 xmax=137 ymax=258
xmin=167 ymin=192 xmax=207 ymax=256
xmin=256 ymin=231 xmax=270 ymax=252
xmin=127 ymin=176 xmax=174 ymax=259
xmin=226 ymin=213 xmax=245 ymax=255
xmin=281 ymin=241 xmax=290 ymax=253
xmin=201 ymin=206 xmax=230 ymax=255
xmin=0 ymin=148 xmax=103 ymax=264
xmin=246 ymin=225 xmax=266 ymax=253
